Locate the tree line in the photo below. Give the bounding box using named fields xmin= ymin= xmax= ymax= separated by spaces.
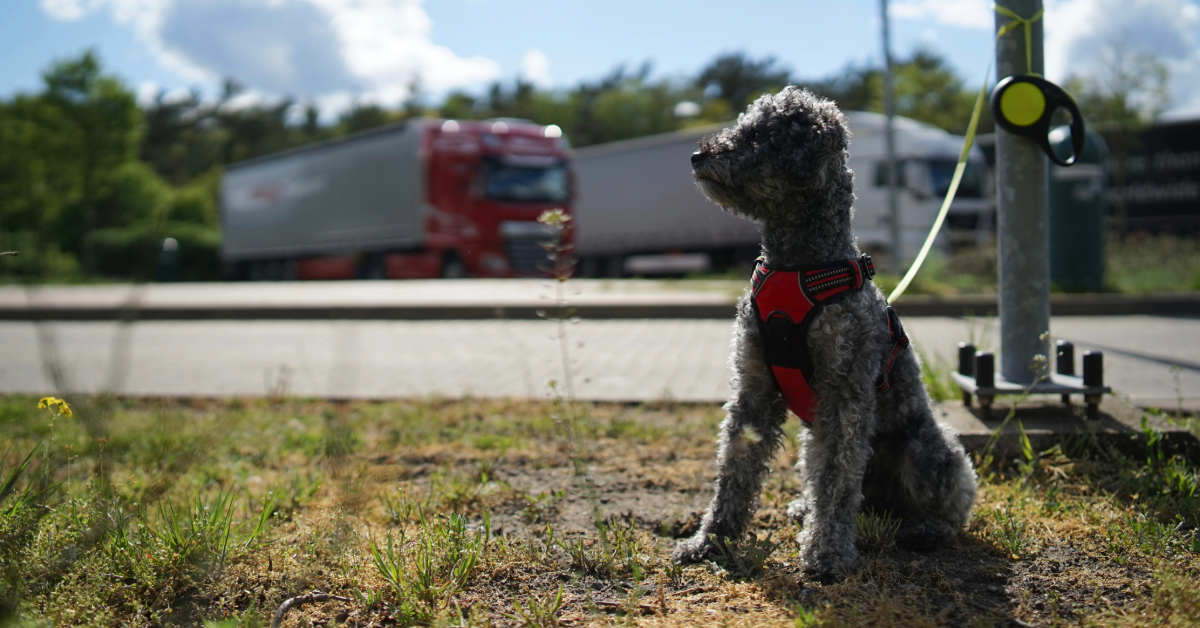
xmin=0 ymin=47 xmax=1164 ymax=282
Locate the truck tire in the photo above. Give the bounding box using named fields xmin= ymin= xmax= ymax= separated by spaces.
xmin=579 ymin=258 xmax=600 ymax=278
xmin=225 ymin=262 xmax=247 ymax=281
xmin=359 ymin=253 xmax=385 ymax=280
xmin=441 ymin=253 xmax=468 ymax=279
xmin=604 ymin=257 xmax=624 ymax=278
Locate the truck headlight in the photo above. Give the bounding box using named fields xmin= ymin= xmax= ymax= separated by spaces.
xmin=481 ymin=253 xmax=509 ymax=273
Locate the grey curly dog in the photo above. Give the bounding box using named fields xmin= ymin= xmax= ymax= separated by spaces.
xmin=674 ymin=86 xmax=977 ymax=583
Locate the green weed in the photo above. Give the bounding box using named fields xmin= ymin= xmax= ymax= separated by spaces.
xmin=707 ymin=531 xmax=778 ymax=577
xmin=986 ymin=502 xmax=1031 ymax=558
xmin=368 ymin=511 xmax=485 ymax=623
xmin=148 ymin=490 xmax=271 ymax=573
xmin=856 ymin=508 xmax=901 ymax=553
xmin=505 ymin=584 xmax=565 ymax=628
xmin=380 ymin=487 xmax=422 ymax=524
xmin=918 ymin=348 xmax=956 ymax=403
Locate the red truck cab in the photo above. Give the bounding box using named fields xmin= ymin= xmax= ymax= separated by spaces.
xmin=416 ymin=118 xmax=574 ymax=278
xmin=293 ymin=118 xmax=573 ymax=280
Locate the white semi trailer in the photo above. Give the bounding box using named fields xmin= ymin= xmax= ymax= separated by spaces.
xmin=571 ymin=112 xmax=991 ymax=276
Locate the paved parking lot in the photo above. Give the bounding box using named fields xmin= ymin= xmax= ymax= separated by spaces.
xmin=2 ymin=315 xmax=1196 ymax=410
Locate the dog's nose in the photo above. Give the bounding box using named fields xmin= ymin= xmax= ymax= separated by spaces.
xmin=690 ymin=151 xmax=705 ymax=166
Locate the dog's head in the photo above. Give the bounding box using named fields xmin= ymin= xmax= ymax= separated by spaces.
xmin=691 ymin=87 xmax=852 ymax=225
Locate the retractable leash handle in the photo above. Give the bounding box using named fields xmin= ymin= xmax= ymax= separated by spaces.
xmin=990 ymin=74 xmax=1086 ymax=167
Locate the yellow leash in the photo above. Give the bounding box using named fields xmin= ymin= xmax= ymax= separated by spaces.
xmin=993 ymin=4 xmax=1044 ymax=76
xmin=885 ymin=72 xmax=988 ymax=304
xmin=885 ymin=3 xmax=1043 ymax=304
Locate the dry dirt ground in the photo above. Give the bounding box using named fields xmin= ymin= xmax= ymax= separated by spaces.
xmin=1 ymin=396 xmax=1198 ymax=628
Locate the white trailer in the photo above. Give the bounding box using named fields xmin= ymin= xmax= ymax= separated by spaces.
xmin=571 ymin=112 xmax=991 ymax=276
xmin=843 ymin=111 xmax=993 ymax=257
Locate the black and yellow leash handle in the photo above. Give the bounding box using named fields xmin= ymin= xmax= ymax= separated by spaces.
xmin=990 ymin=74 xmax=1086 ymax=167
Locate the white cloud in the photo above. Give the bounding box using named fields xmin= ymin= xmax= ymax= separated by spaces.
xmin=521 ymin=49 xmax=551 ymax=87
xmin=39 ymin=0 xmax=502 ymax=110
xmin=135 ymin=80 xmax=159 ymax=108
xmin=890 ymin=0 xmax=993 ymax=29
xmin=1046 ymin=0 xmax=1200 ymax=115
xmin=889 ymin=0 xmax=1200 ymax=117
xmin=40 ymin=0 xmax=94 ymax=20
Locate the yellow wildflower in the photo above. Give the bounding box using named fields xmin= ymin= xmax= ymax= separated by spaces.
xmin=37 ymin=396 xmax=72 ymax=417
xmin=537 ymin=208 xmax=570 ymax=226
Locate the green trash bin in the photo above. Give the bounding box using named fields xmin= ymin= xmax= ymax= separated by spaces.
xmin=1049 ymin=127 xmax=1110 ymax=292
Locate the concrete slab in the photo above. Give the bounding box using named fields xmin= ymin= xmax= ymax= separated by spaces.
xmin=2 ymin=316 xmax=1196 ymax=411
xmin=936 ymin=394 xmax=1200 ymax=464
xmin=1 ymin=280 xmax=1197 ymax=320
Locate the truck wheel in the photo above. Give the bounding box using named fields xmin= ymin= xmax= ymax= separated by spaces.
xmin=361 ymin=254 xmax=385 ymax=280
xmin=604 ymin=257 xmax=624 ymax=278
xmin=442 ymin=254 xmax=467 ymax=279
xmin=579 ymin=258 xmax=600 ymax=278
xmin=225 ymin=262 xmax=247 ymax=281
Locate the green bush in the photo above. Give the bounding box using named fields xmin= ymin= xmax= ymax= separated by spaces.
xmin=0 ymin=231 xmax=83 ymax=282
xmin=86 ymin=222 xmax=221 ymax=281
xmin=94 ymin=161 xmax=170 ymax=228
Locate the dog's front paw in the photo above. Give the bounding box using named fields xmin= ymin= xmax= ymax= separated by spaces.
xmin=800 ymin=545 xmax=859 ymax=584
xmin=673 ymin=532 xmax=722 ymax=564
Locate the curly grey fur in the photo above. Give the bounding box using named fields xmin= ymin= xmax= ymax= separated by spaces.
xmin=675 ymin=87 xmax=977 ymax=583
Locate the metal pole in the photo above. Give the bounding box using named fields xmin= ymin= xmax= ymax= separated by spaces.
xmin=995 ymin=0 xmax=1050 ymax=383
xmin=881 ymin=0 xmax=902 ymax=271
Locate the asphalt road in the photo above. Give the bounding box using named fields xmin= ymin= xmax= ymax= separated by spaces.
xmin=1 ymin=315 xmax=1196 ymax=411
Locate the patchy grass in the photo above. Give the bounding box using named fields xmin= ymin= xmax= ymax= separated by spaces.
xmin=1106 ymin=232 xmax=1200 ymax=295
xmin=1 ymin=395 xmax=1198 ymax=627
xmin=768 ymin=232 xmax=1200 ymax=296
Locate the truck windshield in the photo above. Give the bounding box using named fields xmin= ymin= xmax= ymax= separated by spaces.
xmin=928 ymin=159 xmax=983 ymax=198
xmin=483 ymin=161 xmax=570 ymax=203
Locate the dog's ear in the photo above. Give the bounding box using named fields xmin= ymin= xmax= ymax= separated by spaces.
xmin=772 ymin=88 xmax=851 ymax=192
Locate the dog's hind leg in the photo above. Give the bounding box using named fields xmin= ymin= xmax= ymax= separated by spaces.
xmin=674 ymin=297 xmax=789 ymax=564
xmin=877 ymin=353 xmax=977 ymax=551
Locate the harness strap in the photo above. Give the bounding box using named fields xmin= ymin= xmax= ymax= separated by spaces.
xmin=875 ymin=306 xmax=910 ymax=393
xmin=800 ymin=254 xmax=875 ymax=297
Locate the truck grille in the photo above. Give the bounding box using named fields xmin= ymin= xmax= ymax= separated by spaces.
xmin=504 ymin=236 xmax=552 ymax=274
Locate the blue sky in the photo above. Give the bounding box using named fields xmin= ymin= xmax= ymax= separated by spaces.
xmin=4 ymin=0 xmax=1199 ymax=117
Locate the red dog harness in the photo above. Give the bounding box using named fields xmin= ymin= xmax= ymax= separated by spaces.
xmin=750 ymin=255 xmax=909 ymax=423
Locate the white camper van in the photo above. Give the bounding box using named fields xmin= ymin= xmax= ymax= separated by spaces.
xmin=842 ymin=111 xmax=992 ymax=259
xmin=571 ymin=112 xmax=992 ymax=276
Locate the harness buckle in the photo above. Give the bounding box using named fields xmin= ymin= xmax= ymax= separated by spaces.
xmin=762 ymin=310 xmax=806 ymax=370
xmin=857 ymin=255 xmax=876 ymax=281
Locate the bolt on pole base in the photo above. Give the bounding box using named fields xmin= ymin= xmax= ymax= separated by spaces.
xmin=952 ymin=342 xmax=1111 ymax=420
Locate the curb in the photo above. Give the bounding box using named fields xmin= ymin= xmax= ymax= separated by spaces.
xmin=0 ymin=303 xmax=737 ymax=321
xmin=890 ymin=293 xmax=1200 ymax=317
xmin=1 ymin=293 xmax=1196 ymax=321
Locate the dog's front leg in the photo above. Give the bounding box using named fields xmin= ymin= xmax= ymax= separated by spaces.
xmin=674 ymin=298 xmax=789 ymax=563
xmin=797 ymin=317 xmax=878 ymax=583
